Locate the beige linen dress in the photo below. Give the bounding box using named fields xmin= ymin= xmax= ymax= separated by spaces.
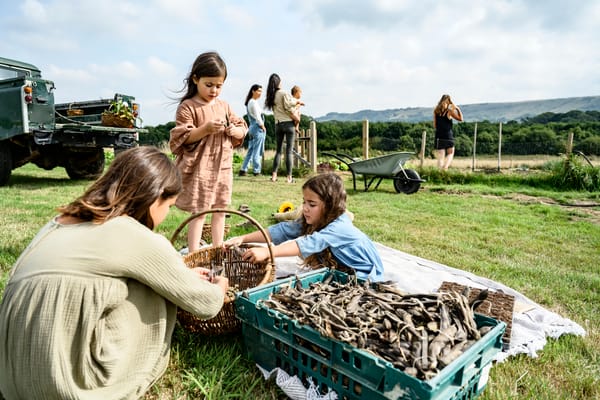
xmin=0 ymin=216 xmax=224 ymax=400
xmin=169 ymin=97 xmax=247 ymax=213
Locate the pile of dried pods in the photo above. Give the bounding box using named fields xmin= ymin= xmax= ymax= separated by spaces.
xmin=258 ymin=273 xmax=492 ymax=380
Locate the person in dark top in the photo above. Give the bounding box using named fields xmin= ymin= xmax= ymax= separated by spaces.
xmin=433 ymin=94 xmax=463 ymax=170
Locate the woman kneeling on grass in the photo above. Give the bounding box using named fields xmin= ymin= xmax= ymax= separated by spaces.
xmin=225 ymin=173 xmax=384 ymax=281
xmin=0 ymin=146 xmax=228 ymax=400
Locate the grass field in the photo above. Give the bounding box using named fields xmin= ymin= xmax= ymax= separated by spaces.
xmin=0 ymin=156 xmax=599 ymax=399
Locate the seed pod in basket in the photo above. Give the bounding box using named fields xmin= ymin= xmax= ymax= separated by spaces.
xmin=209 ymin=259 xmax=224 ymax=280
xmin=230 ymin=244 xmax=246 ymax=259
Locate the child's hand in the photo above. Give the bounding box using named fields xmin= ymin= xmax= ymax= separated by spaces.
xmin=207 ymin=119 xmax=227 ymax=135
xmin=241 ymin=247 xmax=269 ymax=264
xmin=232 ymin=119 xmax=246 ymax=127
xmin=224 ymin=236 xmax=244 ymax=248
xmin=227 ymin=124 xmax=246 ymax=140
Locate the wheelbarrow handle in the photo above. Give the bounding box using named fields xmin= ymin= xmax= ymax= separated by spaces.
xmin=321 ymin=151 xmax=355 ymax=167
xmin=170 ymin=208 xmax=275 ymax=286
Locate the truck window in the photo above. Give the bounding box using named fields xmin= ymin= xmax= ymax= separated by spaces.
xmin=0 ymin=69 xmax=25 ymax=80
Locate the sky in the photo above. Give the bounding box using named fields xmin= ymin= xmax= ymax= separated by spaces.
xmin=1 ymin=0 xmax=599 ymax=126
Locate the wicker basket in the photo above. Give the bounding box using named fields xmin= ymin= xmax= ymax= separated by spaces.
xmin=101 ymin=112 xmax=133 ymax=128
xmin=438 ymin=281 xmax=515 ymax=347
xmin=170 ymin=208 xmax=275 ymax=335
xmin=67 ymin=108 xmax=84 ymax=116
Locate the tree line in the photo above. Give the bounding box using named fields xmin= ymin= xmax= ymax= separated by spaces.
xmin=140 ymin=110 xmax=600 ymax=156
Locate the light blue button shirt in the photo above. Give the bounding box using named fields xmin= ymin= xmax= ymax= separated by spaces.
xmin=268 ymin=213 xmax=384 ymax=281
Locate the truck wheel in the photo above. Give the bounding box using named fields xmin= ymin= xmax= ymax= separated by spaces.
xmin=0 ymin=141 xmax=13 ymax=186
xmin=65 ymin=149 xmax=106 ymax=180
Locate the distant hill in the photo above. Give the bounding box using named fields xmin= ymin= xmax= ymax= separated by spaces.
xmin=316 ymin=96 xmax=600 ymax=123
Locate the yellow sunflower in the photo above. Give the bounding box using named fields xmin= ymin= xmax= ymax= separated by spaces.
xmin=278 ymin=201 xmax=295 ymax=213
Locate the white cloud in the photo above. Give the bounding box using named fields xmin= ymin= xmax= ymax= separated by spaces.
xmin=147 ymin=57 xmax=177 ymax=77
xmin=0 ymin=0 xmax=598 ymax=125
xmin=21 ymin=0 xmax=47 ymax=23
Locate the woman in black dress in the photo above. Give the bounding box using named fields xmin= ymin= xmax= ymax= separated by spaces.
xmin=433 ymin=94 xmax=463 ymax=170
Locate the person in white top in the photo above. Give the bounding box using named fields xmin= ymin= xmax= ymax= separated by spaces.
xmin=239 ymin=84 xmax=266 ymax=176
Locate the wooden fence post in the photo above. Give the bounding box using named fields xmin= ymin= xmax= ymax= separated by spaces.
xmin=472 ymin=122 xmax=478 ymax=172
xmin=420 ymin=130 xmax=427 ymax=168
xmin=310 ymin=121 xmax=317 ymax=172
xmin=566 ymin=131 xmax=574 ymax=155
xmin=292 ymin=122 xmax=318 ymax=171
xmin=497 ymin=122 xmax=502 ymax=172
xmin=293 ymin=130 xmax=301 ymax=169
xmin=362 ymin=119 xmax=369 ymax=159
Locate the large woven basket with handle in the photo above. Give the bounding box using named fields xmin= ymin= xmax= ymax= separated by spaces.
xmin=170 ymin=208 xmax=275 ymax=335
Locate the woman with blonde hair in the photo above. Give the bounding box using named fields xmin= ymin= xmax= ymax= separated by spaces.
xmin=433 ymin=94 xmax=463 ymax=170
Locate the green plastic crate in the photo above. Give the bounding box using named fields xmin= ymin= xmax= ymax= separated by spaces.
xmin=235 ymin=269 xmax=506 ymax=400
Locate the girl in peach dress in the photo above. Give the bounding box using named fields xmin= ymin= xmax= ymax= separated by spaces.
xmin=169 ymin=52 xmax=247 ymax=251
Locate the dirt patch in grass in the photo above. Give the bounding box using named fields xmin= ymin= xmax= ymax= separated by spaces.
xmin=428 ymin=188 xmax=600 ymax=225
xmin=486 ymin=193 xmax=600 ymax=225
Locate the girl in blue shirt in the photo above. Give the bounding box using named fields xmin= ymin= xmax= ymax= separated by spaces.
xmin=225 ymin=173 xmax=384 ymax=281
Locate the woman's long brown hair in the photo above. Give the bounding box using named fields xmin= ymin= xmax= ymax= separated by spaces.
xmin=58 ymin=146 xmax=182 ymax=230
xmin=434 ymin=94 xmax=452 ymax=117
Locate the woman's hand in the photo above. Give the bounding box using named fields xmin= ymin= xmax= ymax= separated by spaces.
xmin=211 ymin=275 xmax=229 ymax=293
xmin=190 ymin=267 xmax=229 ymax=292
xmin=190 ymin=267 xmax=211 ymax=281
xmin=450 ymin=104 xmax=463 ymax=122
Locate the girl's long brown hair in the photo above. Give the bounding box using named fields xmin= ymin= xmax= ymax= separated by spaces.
xmin=179 ymin=51 xmax=228 ymax=103
xmin=300 ymin=173 xmax=347 ymax=268
xmin=300 ymin=173 xmax=346 ymax=234
xmin=58 ymin=146 xmax=182 ymax=230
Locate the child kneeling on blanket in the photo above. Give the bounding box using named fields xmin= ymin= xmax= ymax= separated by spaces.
xmin=225 ymin=173 xmax=383 ymax=281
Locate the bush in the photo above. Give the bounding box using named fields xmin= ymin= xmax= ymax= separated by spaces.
xmin=550 ymin=154 xmax=600 ymax=191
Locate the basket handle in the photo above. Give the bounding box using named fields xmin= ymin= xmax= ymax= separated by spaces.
xmin=170 ymin=208 xmax=275 ymax=286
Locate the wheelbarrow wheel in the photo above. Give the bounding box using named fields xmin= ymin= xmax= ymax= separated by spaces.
xmin=394 ymin=169 xmax=421 ymax=194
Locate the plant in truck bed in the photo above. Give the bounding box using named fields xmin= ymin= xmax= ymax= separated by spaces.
xmin=102 ymin=99 xmax=138 ymax=127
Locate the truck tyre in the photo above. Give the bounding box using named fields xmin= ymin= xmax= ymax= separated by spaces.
xmin=65 ymin=148 xmax=106 ymax=180
xmin=0 ymin=141 xmax=13 ymax=186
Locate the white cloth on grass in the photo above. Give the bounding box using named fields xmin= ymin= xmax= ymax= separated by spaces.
xmin=251 ymin=241 xmax=586 ymax=399
xmin=258 ymin=365 xmax=337 ymax=400
xmin=273 ymin=242 xmax=586 ymax=363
